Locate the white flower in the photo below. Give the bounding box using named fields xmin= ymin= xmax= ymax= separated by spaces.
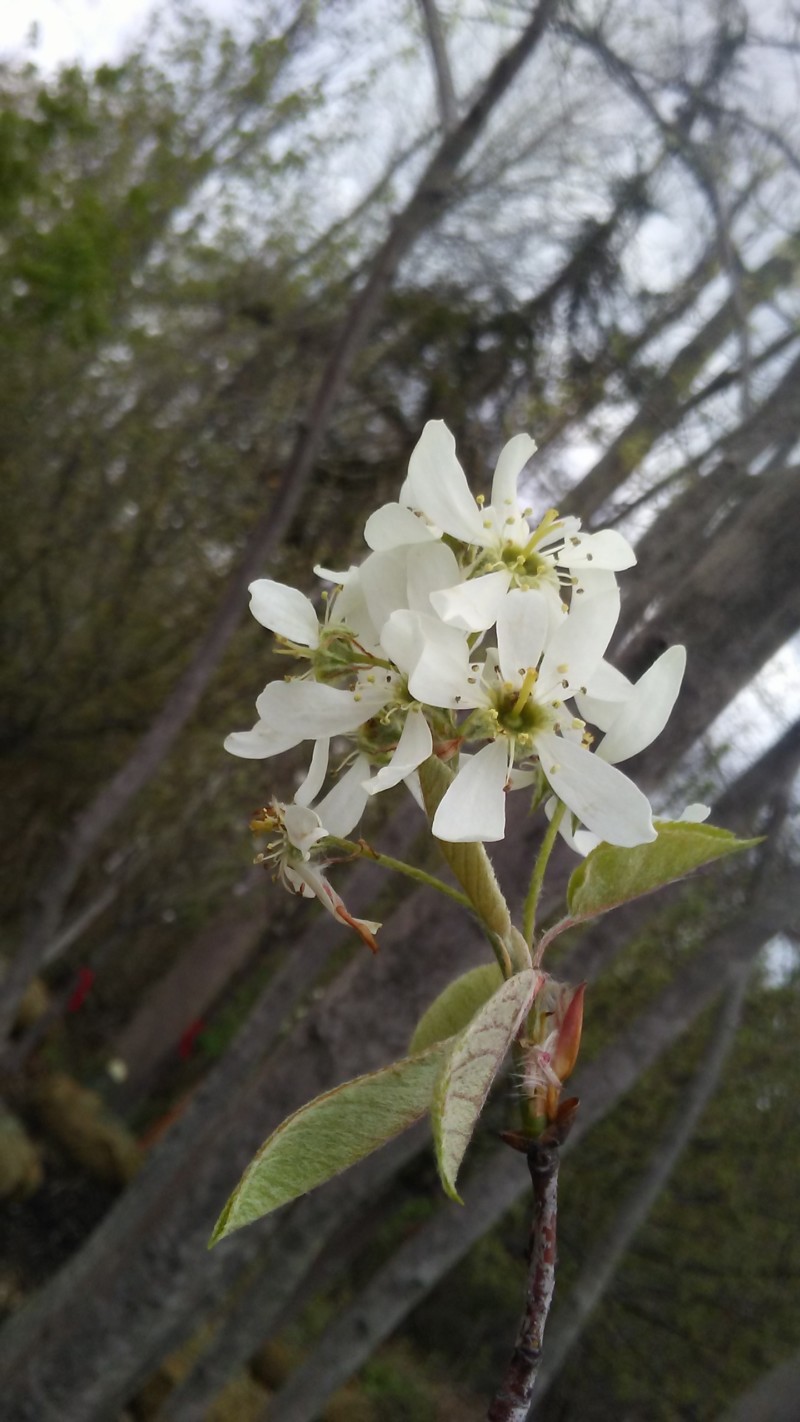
xmin=248 ymin=579 xmax=322 ymax=647
xmin=575 ymin=646 xmax=687 ymax=764
xmin=365 ymin=421 xmax=635 ymax=631
xmin=428 ymin=589 xmax=656 ymax=848
xmin=253 ymin=757 xmax=381 ymax=951
xmin=362 ymin=709 xmax=433 ymax=798
xmin=224 ymin=675 xmax=395 ymax=761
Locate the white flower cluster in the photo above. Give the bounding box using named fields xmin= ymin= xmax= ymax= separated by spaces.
xmin=226 ymin=420 xmax=687 ymax=858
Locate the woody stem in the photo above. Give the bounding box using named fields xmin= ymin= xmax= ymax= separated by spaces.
xmin=487 ymin=1136 xmax=561 ymax=1422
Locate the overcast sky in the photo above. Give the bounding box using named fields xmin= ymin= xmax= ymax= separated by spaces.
xmin=0 ymin=0 xmax=212 ymax=68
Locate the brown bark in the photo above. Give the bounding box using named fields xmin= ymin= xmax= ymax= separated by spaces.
xmin=487 ymin=1139 xmax=561 ymax=1422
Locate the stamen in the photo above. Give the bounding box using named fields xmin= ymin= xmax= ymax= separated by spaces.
xmin=511 ymin=667 xmax=538 ymax=717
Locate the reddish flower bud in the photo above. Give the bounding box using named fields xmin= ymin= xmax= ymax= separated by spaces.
xmin=551 ymin=982 xmax=585 ymax=1084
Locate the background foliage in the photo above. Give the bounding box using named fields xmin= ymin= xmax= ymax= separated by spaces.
xmin=1 ymin=2 xmax=799 ymax=1419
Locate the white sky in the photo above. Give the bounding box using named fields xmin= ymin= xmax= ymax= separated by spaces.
xmin=0 ymin=0 xmax=212 ymax=68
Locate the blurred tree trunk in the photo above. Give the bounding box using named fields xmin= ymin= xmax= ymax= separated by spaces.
xmin=716 ymin=1353 xmax=800 ymax=1422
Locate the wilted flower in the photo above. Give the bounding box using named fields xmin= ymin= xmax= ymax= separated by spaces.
xmin=251 ymin=793 xmax=381 ymax=953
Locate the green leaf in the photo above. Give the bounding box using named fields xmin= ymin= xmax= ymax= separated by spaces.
xmin=432 ymin=969 xmax=540 ymax=1203
xmin=210 ymin=1040 xmax=452 ymax=1244
xmin=567 ymin=821 xmax=761 ymax=924
xmin=418 ymin=756 xmax=511 ymax=940
xmin=410 ymin=963 xmax=505 ymax=1055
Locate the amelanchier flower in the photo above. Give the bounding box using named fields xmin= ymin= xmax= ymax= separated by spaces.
xmin=394 ymin=587 xmax=658 ymax=847
xmin=224 ymin=420 xmax=688 ymax=878
xmin=250 ymin=747 xmax=381 ymax=951
xmin=364 ymin=420 xmax=636 ymax=630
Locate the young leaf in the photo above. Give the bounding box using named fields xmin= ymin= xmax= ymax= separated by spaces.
xmin=567 ymin=821 xmax=761 ymax=924
xmin=210 ymin=1040 xmax=452 ymax=1244
xmin=432 ymin=968 xmax=541 ymax=1202
xmin=410 ymin=963 xmax=504 ymax=1055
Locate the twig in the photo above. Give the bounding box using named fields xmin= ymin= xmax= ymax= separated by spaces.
xmin=487 ymin=1132 xmax=563 ymax=1422
xmin=417 ymin=0 xmax=459 ymax=132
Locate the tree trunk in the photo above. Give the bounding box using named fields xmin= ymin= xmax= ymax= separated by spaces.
xmin=564 ymin=233 xmax=800 ymax=521
xmin=715 ymin=1352 xmax=800 ymax=1422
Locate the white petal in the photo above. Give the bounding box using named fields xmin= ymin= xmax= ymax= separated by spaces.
xmin=404 ymin=769 xmax=426 ymax=812
xmin=536 ymin=731 xmax=655 ymax=847
xmin=364 ymin=710 xmax=432 ymax=796
xmin=574 ymin=658 xmax=632 ymax=728
xmin=430 ymin=570 xmax=512 ymax=632
xmin=255 ymin=679 xmax=389 ymax=737
xmin=295 ymin=738 xmax=330 ymax=806
xmin=283 ymin=803 xmax=327 ymax=857
xmin=496 ymin=588 xmax=550 ymax=682
xmin=678 ymin=803 xmax=711 ymax=823
xmin=315 ymin=754 xmax=372 ymax=838
xmin=544 ymin=795 xmax=599 ymax=857
xmin=331 ymin=573 xmax=381 ymax=653
xmin=248 ymin=580 xmax=320 ymax=647
xmin=569 ymin=566 xmax=619 ymax=600
xmin=400 ymin=420 xmax=488 ymax=546
xmin=314 ymin=564 xmax=354 ymax=584
xmin=357 ymin=549 xmax=411 ymax=633
xmin=223 ymin=722 xmax=300 ymax=759
xmin=490 ymin=433 xmax=537 ymax=511
xmin=364 ymin=502 xmax=437 ymax=550
xmin=382 ymin=611 xmax=483 ymax=709
xmin=538 ymin=588 xmax=620 ymax=696
xmin=405 ymin=541 xmax=461 ymax=613
xmin=432 ymin=740 xmax=510 ymax=842
xmin=598 ymin=646 xmax=686 ymax=763
xmin=560 ymin=529 xmax=636 ymax=571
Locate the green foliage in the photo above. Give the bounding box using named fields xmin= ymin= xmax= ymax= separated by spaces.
xmin=431 ymin=970 xmax=540 ymax=1202
xmin=409 ymin=963 xmax=504 ymax=1055
xmin=538 ymin=822 xmax=761 ymax=951
xmin=210 ymin=1040 xmax=454 ymax=1242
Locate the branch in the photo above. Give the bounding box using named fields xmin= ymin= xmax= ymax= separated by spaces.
xmin=487 ymin=1135 xmax=562 ymax=1421
xmin=417 ymin=0 xmax=459 ymax=132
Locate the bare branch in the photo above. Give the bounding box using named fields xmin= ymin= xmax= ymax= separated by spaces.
xmin=417 ymin=0 xmax=459 ymax=132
